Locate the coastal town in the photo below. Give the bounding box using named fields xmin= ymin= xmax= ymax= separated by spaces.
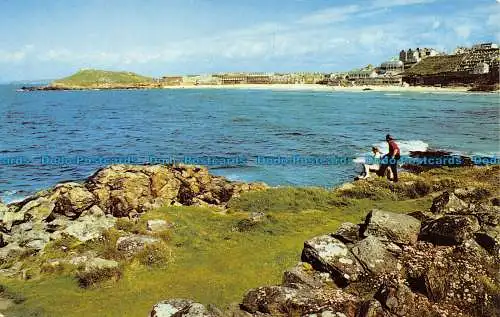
xmin=157 ymin=42 xmax=499 ymax=89
xmin=32 ymin=42 xmax=499 ymax=92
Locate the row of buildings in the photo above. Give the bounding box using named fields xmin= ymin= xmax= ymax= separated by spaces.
xmin=159 ymin=72 xmax=329 ymax=86
xmin=331 ymin=42 xmax=499 ymax=86
xmin=157 ymin=42 xmax=498 ymax=87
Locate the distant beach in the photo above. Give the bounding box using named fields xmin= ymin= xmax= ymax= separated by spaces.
xmin=160 ymin=83 xmax=476 ymax=93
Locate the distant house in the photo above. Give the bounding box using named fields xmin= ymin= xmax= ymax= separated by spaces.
xmin=380 ymin=60 xmax=404 ymax=74
xmin=399 ymin=47 xmax=439 ymax=66
xmin=161 ymin=76 xmax=183 ymax=86
xmin=472 ymin=43 xmax=499 ymax=49
xmin=346 ymin=69 xmax=378 ymax=80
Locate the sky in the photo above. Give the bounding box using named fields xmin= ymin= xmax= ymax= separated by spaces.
xmin=0 ymin=0 xmax=499 ymax=81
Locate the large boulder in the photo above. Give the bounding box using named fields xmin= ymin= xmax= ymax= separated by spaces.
xmin=301 ymin=235 xmax=364 ymax=285
xmin=149 ymin=299 xmax=215 ymax=317
xmin=363 ymin=209 xmax=421 ymax=245
xmin=350 ymin=236 xmax=399 ymax=275
xmin=420 ymin=215 xmax=480 ymax=245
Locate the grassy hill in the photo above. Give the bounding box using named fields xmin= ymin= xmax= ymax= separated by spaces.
xmin=50 ymin=69 xmax=156 ymax=89
xmin=404 ymin=54 xmax=464 ymax=76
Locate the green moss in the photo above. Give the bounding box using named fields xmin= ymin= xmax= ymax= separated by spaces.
xmin=228 ymin=187 xmax=349 ymax=213
xmin=76 ymin=266 xmax=123 ymax=288
xmin=135 ymin=243 xmax=172 ymax=267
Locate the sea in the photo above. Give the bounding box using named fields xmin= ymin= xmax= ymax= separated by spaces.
xmin=1 ymin=84 xmax=499 ymax=203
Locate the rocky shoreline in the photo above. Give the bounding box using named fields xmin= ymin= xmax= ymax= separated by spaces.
xmin=0 ymin=164 xmax=498 ymax=316
xmin=0 ymin=164 xmax=267 ymax=261
xmin=150 ymin=187 xmax=500 ymax=317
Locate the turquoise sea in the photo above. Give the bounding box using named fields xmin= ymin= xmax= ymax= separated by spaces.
xmin=1 ymin=84 xmax=499 ymax=203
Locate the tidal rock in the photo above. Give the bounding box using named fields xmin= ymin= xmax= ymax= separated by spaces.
xmin=149 ymin=298 xmax=215 ymax=317
xmin=49 ymin=183 xmax=96 ymax=219
xmin=420 ymin=215 xmax=480 ymax=245
xmin=86 ymin=165 xmax=156 ymax=217
xmin=363 ymin=209 xmax=421 ymax=245
xmin=116 ymin=234 xmax=160 ymax=256
xmin=301 ymin=235 xmax=364 ymax=285
xmin=350 ymin=236 xmax=399 ymax=274
xmin=430 ymin=192 xmax=467 ymax=214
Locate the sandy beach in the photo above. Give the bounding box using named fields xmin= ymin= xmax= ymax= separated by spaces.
xmin=160 ymin=83 xmax=479 ymax=93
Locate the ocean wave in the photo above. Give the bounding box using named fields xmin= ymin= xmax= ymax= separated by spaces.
xmin=0 ymin=190 xmax=28 ymax=204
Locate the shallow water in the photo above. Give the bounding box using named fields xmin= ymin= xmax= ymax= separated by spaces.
xmin=1 ymin=85 xmax=499 ymax=202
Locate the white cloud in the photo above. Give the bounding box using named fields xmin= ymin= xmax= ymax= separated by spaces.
xmin=0 ymin=45 xmax=34 ymax=63
xmin=298 ymin=5 xmax=361 ymax=25
xmin=372 ymin=0 xmax=437 ymax=8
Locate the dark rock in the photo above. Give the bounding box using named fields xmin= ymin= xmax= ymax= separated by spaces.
xmin=363 ymin=209 xmax=421 ymax=245
xmin=491 ymin=197 xmax=500 ymax=206
xmin=475 ymin=228 xmax=500 ymax=258
xmin=420 ymin=215 xmax=480 ymax=245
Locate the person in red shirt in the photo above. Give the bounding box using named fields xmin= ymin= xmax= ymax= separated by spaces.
xmin=384 ymin=134 xmax=400 ymax=182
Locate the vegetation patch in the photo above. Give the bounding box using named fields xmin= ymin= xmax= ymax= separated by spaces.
xmin=76 ymin=265 xmax=123 ymax=288
xmin=228 ymin=187 xmax=350 ymax=213
xmin=135 ymin=243 xmax=172 ymax=267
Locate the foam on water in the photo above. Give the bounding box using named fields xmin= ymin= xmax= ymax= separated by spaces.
xmin=354 ymin=140 xmax=429 ymax=163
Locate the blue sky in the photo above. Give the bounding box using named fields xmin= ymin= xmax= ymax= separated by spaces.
xmin=0 ymin=0 xmax=499 ymax=81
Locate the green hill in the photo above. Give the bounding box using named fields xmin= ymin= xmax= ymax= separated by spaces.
xmin=51 ymin=69 xmax=156 ymax=89
xmin=404 ymin=55 xmax=464 ymax=76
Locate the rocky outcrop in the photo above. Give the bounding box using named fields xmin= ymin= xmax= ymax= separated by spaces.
xmin=0 ymin=164 xmax=267 ymax=261
xmin=152 ymin=188 xmax=499 ymax=317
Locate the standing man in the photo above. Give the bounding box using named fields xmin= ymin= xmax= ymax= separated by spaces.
xmin=385 ymin=134 xmax=400 ymax=182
